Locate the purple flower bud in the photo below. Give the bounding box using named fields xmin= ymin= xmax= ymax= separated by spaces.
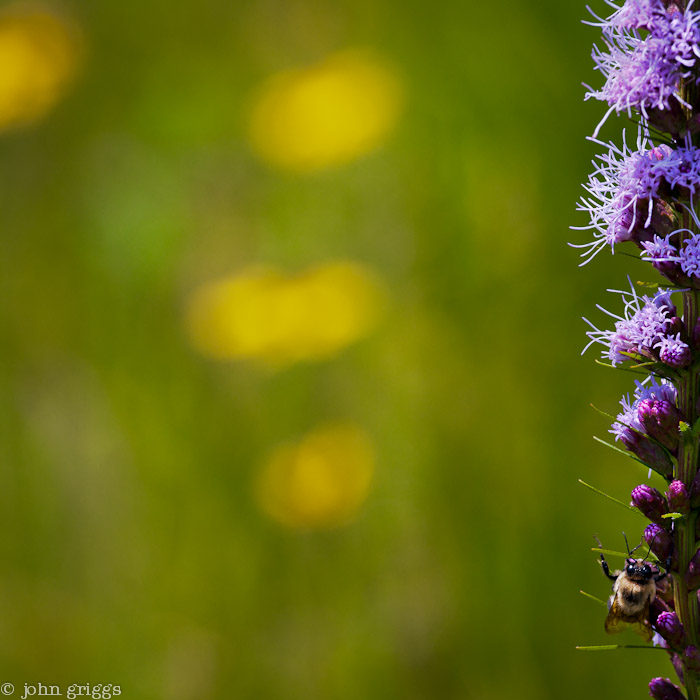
xmin=685 ymin=646 xmax=700 ymax=673
xmin=687 ymin=549 xmax=700 ymax=590
xmin=631 ymin=485 xmax=670 ymax=525
xmin=638 ymin=398 xmax=682 ymax=450
xmin=657 ymin=334 xmax=692 ymax=368
xmin=645 ymin=523 xmax=674 ymax=564
xmin=667 ymin=480 xmax=690 ymax=515
xmin=649 ymin=677 xmax=686 ymax=700
xmin=656 ymin=612 xmax=687 ymax=649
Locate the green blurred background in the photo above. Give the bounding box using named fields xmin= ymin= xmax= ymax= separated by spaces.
xmin=0 ymin=0 xmax=675 ymax=698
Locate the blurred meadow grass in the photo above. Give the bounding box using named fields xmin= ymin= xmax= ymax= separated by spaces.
xmin=0 ymin=0 xmax=675 ymax=698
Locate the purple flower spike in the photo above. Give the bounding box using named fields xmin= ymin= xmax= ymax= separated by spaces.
xmin=631 ymin=484 xmax=670 ymax=524
xmin=686 ymin=549 xmax=700 ymax=590
xmin=649 ymin=677 xmax=687 ymax=700
xmin=667 ymin=480 xmax=690 ymax=514
xmin=656 ymin=612 xmax=687 ymax=649
xmin=645 ymin=523 xmax=674 ymax=563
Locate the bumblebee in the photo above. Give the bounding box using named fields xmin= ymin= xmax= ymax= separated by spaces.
xmin=595 ymin=535 xmax=670 ymax=642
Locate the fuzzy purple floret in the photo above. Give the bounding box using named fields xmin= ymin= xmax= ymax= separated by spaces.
xmin=586 ymin=2 xmax=700 ymax=128
xmin=574 ymin=134 xmax=673 ymax=263
xmin=584 ymin=284 xmax=677 ymax=364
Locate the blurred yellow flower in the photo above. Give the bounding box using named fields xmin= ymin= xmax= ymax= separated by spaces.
xmin=248 ymin=50 xmax=403 ymax=173
xmin=255 ymin=423 xmax=375 ymax=530
xmin=0 ymin=5 xmax=81 ymax=131
xmin=185 ymin=261 xmax=386 ymax=367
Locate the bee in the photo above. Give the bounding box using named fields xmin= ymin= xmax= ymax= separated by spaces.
xmin=595 ymin=534 xmax=670 ymax=642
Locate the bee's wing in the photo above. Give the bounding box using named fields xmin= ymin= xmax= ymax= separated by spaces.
xmin=605 ymin=596 xmax=653 ymax=642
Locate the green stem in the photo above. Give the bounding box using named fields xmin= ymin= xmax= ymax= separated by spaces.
xmin=675 ymin=249 xmax=700 ymax=699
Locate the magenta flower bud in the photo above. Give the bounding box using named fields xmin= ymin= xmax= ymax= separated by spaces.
xmin=645 ymin=523 xmax=674 ymax=564
xmin=687 ymin=549 xmax=700 ymax=590
xmin=657 ymin=335 xmax=692 ymax=368
xmin=655 ymin=612 xmax=687 ymax=650
xmin=667 ymin=480 xmax=690 ymax=515
xmin=631 ymin=485 xmax=669 ymax=525
xmin=649 ymin=678 xmax=686 ymax=700
xmin=685 ymin=646 xmax=700 ymax=673
xmin=638 ymin=398 xmax=682 ymax=450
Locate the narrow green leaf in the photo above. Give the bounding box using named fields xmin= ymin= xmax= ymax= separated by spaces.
xmin=576 ymin=645 xmax=661 ymax=651
xmin=590 ymin=547 xmax=659 ymax=563
xmin=635 ymin=281 xmax=661 ymax=290
xmin=592 ymin=436 xmax=647 ymax=465
xmin=578 ymin=479 xmax=645 ymax=517
xmin=591 ymin=436 xmax=674 ymax=481
xmin=579 ymin=590 xmax=607 ymax=606
xmin=662 ymin=512 xmax=683 ymax=520
xmin=589 ymin=403 xmax=619 ymax=422
xmin=593 ymin=359 xmax=647 ymax=375
xmin=629 ymin=361 xmax=658 ymax=370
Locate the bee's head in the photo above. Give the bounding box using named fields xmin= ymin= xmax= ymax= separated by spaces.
xmin=625 ymin=558 xmax=653 ymax=581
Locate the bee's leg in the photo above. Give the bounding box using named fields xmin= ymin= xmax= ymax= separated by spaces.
xmin=655 ymin=556 xmax=673 ymax=582
xmin=594 ymin=536 xmax=618 ymax=581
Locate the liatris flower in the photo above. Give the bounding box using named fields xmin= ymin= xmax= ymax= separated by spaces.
xmin=586 ymin=1 xmax=700 ymax=135
xmin=611 ymin=378 xmax=678 ymax=476
xmin=631 ymin=484 xmax=670 ymax=523
xmin=667 ymin=480 xmax=690 ymax=513
xmin=645 ymin=522 xmax=675 ymax=562
xmin=649 ymin=677 xmax=688 ymax=700
xmin=637 ymin=397 xmax=682 ymax=448
xmin=657 ymin=612 xmax=689 ymax=649
xmin=584 ymin=282 xmax=687 ymax=366
xmin=573 ymin=133 xmax=677 ymax=262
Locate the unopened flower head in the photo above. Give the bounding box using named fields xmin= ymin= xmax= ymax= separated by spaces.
xmin=645 ymin=522 xmax=674 ymax=561
xmin=656 ymin=611 xmax=687 ymax=649
xmin=649 ymin=677 xmax=688 ymax=700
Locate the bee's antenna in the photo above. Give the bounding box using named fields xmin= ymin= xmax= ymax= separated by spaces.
xmin=623 ymin=531 xmax=632 ymax=556
xmin=645 ymin=532 xmax=658 ymax=562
